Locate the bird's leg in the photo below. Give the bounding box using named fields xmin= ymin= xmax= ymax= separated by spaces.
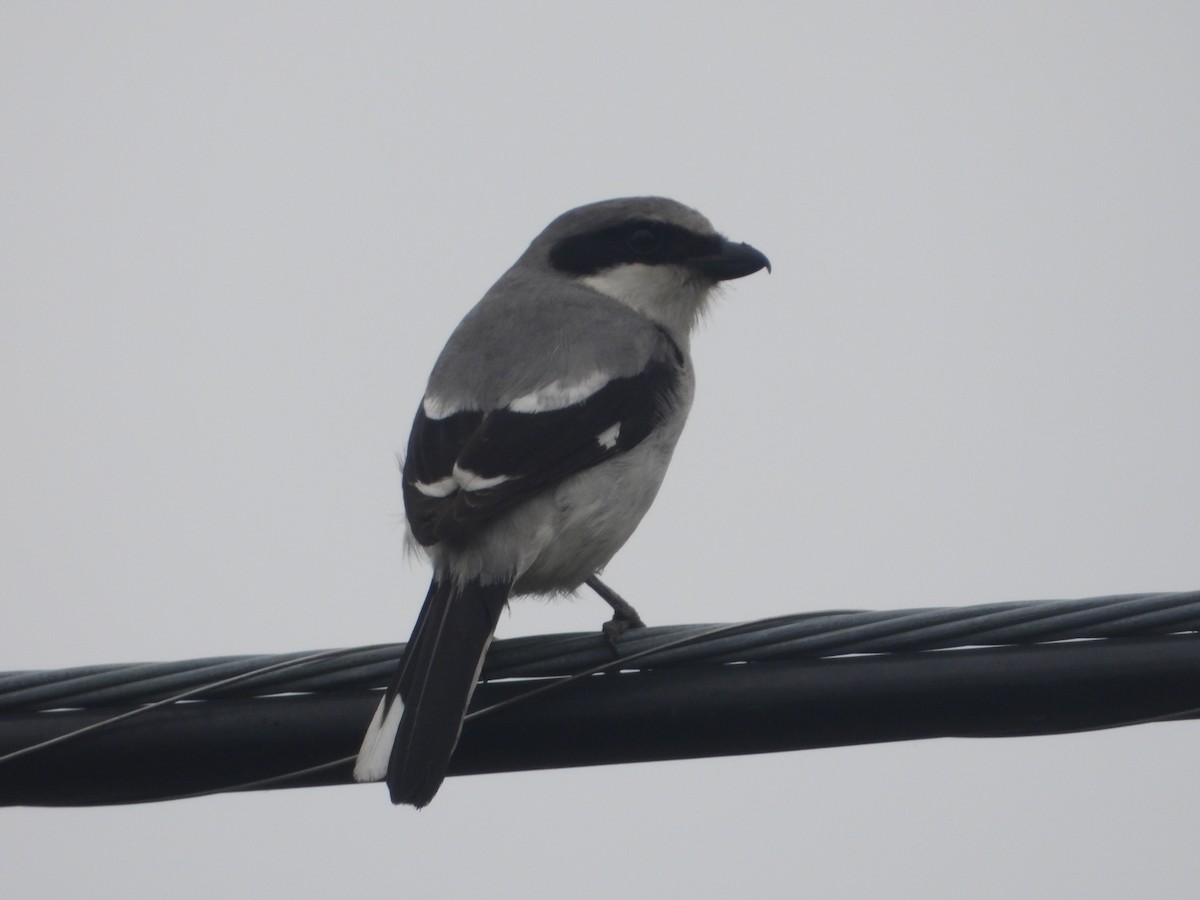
xmin=586 ymin=575 xmax=646 ymax=646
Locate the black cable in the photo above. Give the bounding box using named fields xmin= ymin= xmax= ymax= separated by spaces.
xmin=2 ymin=634 xmax=1199 ymax=806
xmin=3 ymin=590 xmax=1198 ymax=711
xmin=1 ymin=590 xmax=1198 ymax=806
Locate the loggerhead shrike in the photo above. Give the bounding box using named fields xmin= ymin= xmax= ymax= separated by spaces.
xmin=355 ymin=196 xmax=770 ymax=806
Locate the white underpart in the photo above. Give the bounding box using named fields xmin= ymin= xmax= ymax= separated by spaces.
xmin=353 ymin=693 xmax=406 ymax=782
xmin=422 ymin=395 xmax=464 ymax=420
xmin=508 ymin=370 xmax=610 ymax=412
xmin=596 ymin=422 xmax=621 ymax=449
xmin=581 ymin=263 xmax=709 ymax=350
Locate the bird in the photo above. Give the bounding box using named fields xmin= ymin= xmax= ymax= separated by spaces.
xmin=354 ymin=196 xmax=770 ymax=806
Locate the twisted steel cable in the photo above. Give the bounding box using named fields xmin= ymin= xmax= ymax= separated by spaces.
xmin=3 ymin=589 xmax=1197 ymax=712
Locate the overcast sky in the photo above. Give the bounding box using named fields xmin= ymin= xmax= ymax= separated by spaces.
xmin=3 ymin=3 xmax=1199 ymax=897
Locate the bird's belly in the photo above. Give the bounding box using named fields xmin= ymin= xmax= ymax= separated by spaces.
xmin=512 ymin=436 xmax=677 ymax=594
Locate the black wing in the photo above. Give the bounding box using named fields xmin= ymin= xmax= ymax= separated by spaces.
xmin=404 ymin=331 xmax=684 ymax=547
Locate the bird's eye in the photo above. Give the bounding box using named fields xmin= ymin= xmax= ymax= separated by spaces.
xmin=627 ymin=228 xmax=661 ymax=255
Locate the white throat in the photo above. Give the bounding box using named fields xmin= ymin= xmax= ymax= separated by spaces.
xmin=581 ymin=263 xmax=710 ymax=351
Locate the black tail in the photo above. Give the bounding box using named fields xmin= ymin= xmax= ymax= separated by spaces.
xmin=374 ymin=577 xmax=509 ymax=807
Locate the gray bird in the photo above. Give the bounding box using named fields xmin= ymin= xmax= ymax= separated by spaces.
xmin=355 ymin=196 xmax=770 ymax=806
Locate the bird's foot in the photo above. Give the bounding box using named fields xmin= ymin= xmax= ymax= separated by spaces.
xmin=601 ymin=610 xmax=645 ymax=648
xmin=587 ymin=575 xmax=646 ymax=651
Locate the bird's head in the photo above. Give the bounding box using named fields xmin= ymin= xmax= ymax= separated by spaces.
xmin=524 ymin=197 xmax=770 ymax=346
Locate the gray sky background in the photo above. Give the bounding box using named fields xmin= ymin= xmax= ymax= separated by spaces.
xmin=3 ymin=3 xmax=1199 ymax=897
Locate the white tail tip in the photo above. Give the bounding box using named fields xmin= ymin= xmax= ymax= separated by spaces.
xmin=353 ymin=694 xmax=405 ymax=783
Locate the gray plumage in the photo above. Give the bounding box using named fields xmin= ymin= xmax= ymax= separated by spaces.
xmin=426 ymin=198 xmax=717 ymax=411
xmin=355 ymin=196 xmax=769 ymax=806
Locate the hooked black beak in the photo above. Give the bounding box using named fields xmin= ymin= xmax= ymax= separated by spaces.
xmin=690 ymin=239 xmax=772 ymax=281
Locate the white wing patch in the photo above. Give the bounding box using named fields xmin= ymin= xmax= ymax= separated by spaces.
xmin=453 ymin=465 xmax=510 ymax=492
xmin=414 ymin=476 xmax=457 ymax=498
xmin=415 ymin=467 xmax=510 ymax=498
xmin=596 ymin=422 xmax=621 ymax=449
xmin=422 ymin=395 xmax=464 ymax=420
xmin=508 ymin=371 xmax=610 ymax=413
